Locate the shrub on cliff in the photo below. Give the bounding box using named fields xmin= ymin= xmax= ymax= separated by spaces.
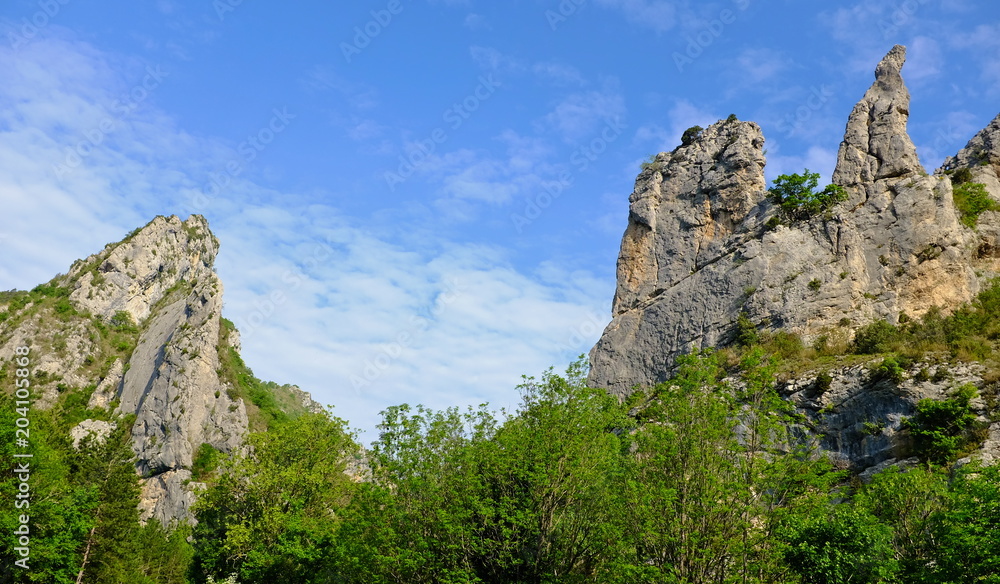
xmin=768 ymin=170 xmax=848 ymax=220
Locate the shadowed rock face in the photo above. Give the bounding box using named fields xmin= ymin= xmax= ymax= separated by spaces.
xmin=589 ymin=45 xmax=993 ymax=397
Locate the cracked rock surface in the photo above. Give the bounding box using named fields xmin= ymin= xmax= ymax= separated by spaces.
xmin=589 ymin=45 xmax=992 ymax=397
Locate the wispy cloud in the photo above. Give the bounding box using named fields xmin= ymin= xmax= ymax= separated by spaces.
xmin=0 ymin=32 xmax=612 ymax=442
xmin=593 ymin=0 xmax=679 ymax=33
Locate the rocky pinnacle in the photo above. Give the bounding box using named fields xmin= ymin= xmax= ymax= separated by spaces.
xmin=588 ymin=46 xmax=991 ymax=396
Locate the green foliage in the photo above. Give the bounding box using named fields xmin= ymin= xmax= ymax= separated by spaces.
xmin=680 ymin=125 xmax=703 ymax=146
xmin=932 ymin=464 xmax=1000 ymax=581
xmin=762 ymin=330 xmax=804 ymax=359
xmin=639 ymin=153 xmax=662 ymax=172
xmin=192 ymin=412 xmax=358 ymax=583
xmin=950 ymin=167 xmax=973 ymax=184
xmin=726 ymin=113 xmax=738 ymax=122
xmin=0 ymin=393 xmax=193 ymax=583
xmin=768 ymin=170 xmax=848 ymax=220
xmin=216 ymin=322 xmax=289 ymax=431
xmin=853 ymin=466 xmax=948 ymax=581
xmin=191 ymin=443 xmax=223 ymax=482
xmin=953 ymin=182 xmax=997 ymax=228
xmin=808 ymin=278 xmax=822 ymax=292
xmin=735 ymin=311 xmax=759 ymax=347
xmin=783 ymin=506 xmax=899 ymax=584
xmin=109 ymin=310 xmax=137 ymax=332
xmin=870 ymin=355 xmax=905 ymax=384
xmin=852 ymin=320 xmax=900 ymax=354
xmin=903 ymin=383 xmax=984 ymax=465
xmin=814 ymin=372 xmax=833 ymax=393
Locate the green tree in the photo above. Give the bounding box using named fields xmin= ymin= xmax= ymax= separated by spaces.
xmin=339 ymin=359 xmax=633 ymax=584
xmin=853 ymin=467 xmax=948 ymax=581
xmin=932 ymin=464 xmax=1000 ymax=582
xmin=769 ymin=170 xmax=848 ymax=220
xmin=952 ymin=182 xmax=998 ymax=228
xmin=903 ymin=384 xmax=983 ymax=465
xmin=192 ymin=411 xmax=359 ymax=583
xmin=783 ymin=506 xmax=898 ymax=584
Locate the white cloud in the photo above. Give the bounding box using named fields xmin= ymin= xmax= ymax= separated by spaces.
xmin=905 ymin=36 xmax=943 ymax=84
xmin=541 ymin=81 xmax=627 ymax=143
xmin=594 ymin=0 xmax=678 ymax=33
xmin=0 ymin=32 xmax=612 ymax=443
xmin=734 ymin=48 xmax=789 ymax=86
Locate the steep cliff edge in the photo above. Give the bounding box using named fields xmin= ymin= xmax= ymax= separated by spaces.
xmin=589 ymin=45 xmax=992 ymax=397
xmin=0 ymin=215 xmax=314 ymax=525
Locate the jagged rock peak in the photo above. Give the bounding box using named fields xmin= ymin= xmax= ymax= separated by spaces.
xmin=940 ymin=113 xmax=1000 ymax=173
xmin=613 ymin=118 xmax=766 ymax=316
xmin=66 ymin=215 xmax=219 ymax=324
xmin=588 ymin=47 xmax=986 ymax=398
xmin=833 ymin=44 xmax=925 ymax=190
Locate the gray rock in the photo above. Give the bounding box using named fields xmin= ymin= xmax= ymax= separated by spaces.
xmin=88 ymin=358 xmax=123 ymax=410
xmin=67 ymin=215 xmax=219 ymax=324
xmin=832 ymin=45 xmax=924 ymax=191
xmin=70 ymin=419 xmax=116 ymax=449
xmin=139 ymin=469 xmax=199 ymax=526
xmin=589 ymin=45 xmax=984 ymax=397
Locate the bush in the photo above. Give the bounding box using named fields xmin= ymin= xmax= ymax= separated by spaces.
xmin=191 ymin=443 xmax=222 ymax=482
xmin=681 ymin=125 xmax=703 ymax=146
xmin=903 ymin=384 xmax=984 ymax=465
xmin=109 ymin=310 xmax=137 ymax=332
xmin=768 ymin=170 xmax=848 ymax=220
xmin=765 ymin=330 xmax=804 ymax=359
xmin=950 ymin=167 xmax=973 ymax=185
xmin=639 ymin=153 xmax=662 ymax=172
xmin=953 ymin=182 xmax=998 ymax=228
xmin=871 ymin=356 xmax=905 ymax=384
xmin=735 ymin=312 xmax=759 ymax=347
xmin=852 ymin=320 xmax=899 ymax=354
xmin=853 ymin=320 xmax=899 ymax=355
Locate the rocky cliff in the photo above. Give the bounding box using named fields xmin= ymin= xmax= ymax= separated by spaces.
xmin=590 ymin=45 xmax=997 ymax=396
xmin=588 ymin=45 xmax=1000 ymax=474
xmin=0 ymin=215 xmax=314 ymax=525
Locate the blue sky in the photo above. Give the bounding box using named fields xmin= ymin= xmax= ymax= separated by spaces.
xmin=1 ymin=0 xmax=998 ymax=441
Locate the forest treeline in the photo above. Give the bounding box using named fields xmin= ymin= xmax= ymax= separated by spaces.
xmin=3 ymin=347 xmax=999 ymax=584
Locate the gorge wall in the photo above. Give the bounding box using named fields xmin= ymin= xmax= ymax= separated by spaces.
xmin=589 ymin=45 xmax=1000 ymax=397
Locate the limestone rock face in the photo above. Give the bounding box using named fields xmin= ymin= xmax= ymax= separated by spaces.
xmin=832 ymin=45 xmax=923 ymax=191
xmin=0 ymin=214 xmax=324 ymax=525
xmin=589 ymin=46 xmax=986 ymax=396
xmin=70 ymin=419 xmax=116 ymax=449
xmin=67 ymin=215 xmax=219 ymax=323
